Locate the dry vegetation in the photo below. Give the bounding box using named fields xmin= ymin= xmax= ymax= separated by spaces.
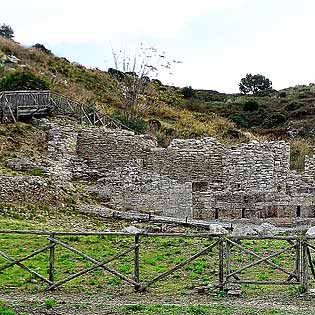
xmin=0 ymin=37 xmax=248 ymax=146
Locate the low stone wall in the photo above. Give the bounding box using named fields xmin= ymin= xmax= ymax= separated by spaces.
xmin=193 ymin=190 xmax=315 ymax=220
xmin=88 ymin=161 xmax=193 ymax=218
xmin=0 ymin=175 xmax=61 ymax=206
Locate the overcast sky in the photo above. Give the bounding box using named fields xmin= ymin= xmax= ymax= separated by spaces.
xmin=2 ymin=0 xmax=315 ymax=92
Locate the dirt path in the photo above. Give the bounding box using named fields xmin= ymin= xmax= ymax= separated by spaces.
xmin=1 ymin=292 xmax=315 ymax=314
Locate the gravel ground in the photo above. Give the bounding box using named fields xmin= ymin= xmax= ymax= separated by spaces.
xmin=1 ymin=291 xmax=315 ymax=314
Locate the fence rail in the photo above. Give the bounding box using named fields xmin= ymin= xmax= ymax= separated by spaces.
xmin=0 ymin=230 xmax=314 ymax=293
xmin=0 ymin=90 xmax=129 ymax=129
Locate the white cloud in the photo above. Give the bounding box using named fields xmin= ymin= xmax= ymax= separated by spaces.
xmin=2 ymin=0 xmax=247 ymax=44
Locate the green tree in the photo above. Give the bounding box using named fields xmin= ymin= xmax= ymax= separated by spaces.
xmin=239 ymin=73 xmax=272 ymax=94
xmin=181 ymin=86 xmax=195 ymax=98
xmin=0 ymin=24 xmax=14 ymax=39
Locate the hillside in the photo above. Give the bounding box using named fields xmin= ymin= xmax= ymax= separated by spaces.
xmin=0 ymin=36 xmax=314 ymax=169
xmin=0 ymin=37 xmax=238 ymax=145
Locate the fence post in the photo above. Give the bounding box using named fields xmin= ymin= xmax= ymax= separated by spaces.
xmin=302 ymin=239 xmax=309 ymax=293
xmin=49 ymin=232 xmax=55 ymax=288
xmin=226 ymin=239 xmax=231 ymax=279
xmin=134 ymin=234 xmax=140 ymax=291
xmin=218 ymin=237 xmax=224 ymax=292
xmin=295 ymin=239 xmax=301 ymax=283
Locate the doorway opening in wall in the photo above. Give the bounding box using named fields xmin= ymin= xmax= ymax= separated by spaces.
xmin=214 ymin=208 xmax=219 ymax=220
xmin=296 ymin=205 xmax=301 ymax=218
xmin=241 ymin=208 xmax=246 ymax=218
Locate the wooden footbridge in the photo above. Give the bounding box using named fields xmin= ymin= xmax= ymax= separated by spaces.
xmin=0 ymin=90 xmax=127 ymax=129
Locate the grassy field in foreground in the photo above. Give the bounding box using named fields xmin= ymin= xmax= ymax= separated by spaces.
xmin=0 ymin=206 xmax=309 ymax=297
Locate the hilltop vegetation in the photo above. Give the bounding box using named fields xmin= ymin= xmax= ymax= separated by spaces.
xmin=0 ymin=35 xmax=314 ymax=167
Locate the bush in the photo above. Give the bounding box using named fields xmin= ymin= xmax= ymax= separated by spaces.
xmin=184 ymin=99 xmax=208 ymax=112
xmin=229 ymin=114 xmax=249 ymax=128
xmin=0 ymin=24 xmax=14 ymax=40
xmin=279 ymin=91 xmax=287 ymax=98
xmin=113 ymin=112 xmax=148 ymax=133
xmin=32 ymin=43 xmax=53 ymax=55
xmin=181 ymin=86 xmax=195 ymax=98
xmin=285 ymin=101 xmax=302 ymax=111
xmin=243 ymin=100 xmax=259 ymax=111
xmin=290 ymin=138 xmax=314 ymax=171
xmin=264 ymin=113 xmax=287 ymax=127
xmin=0 ymin=71 xmax=50 ymax=91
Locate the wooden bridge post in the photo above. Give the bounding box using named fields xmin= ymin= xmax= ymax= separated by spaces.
xmin=134 ymin=234 xmax=140 ymax=291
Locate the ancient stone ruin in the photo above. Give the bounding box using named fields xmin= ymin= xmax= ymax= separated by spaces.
xmin=73 ymin=127 xmax=315 ymax=220
xmin=3 ymin=119 xmax=315 ymax=222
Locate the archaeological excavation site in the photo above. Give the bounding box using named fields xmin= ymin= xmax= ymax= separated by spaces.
xmin=4 ymin=6 xmax=315 ymax=313
xmin=1 ymin=91 xmax=315 ymax=227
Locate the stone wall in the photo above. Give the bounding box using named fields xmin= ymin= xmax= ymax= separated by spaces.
xmin=45 ymin=124 xmax=315 ymax=221
xmin=147 ymin=138 xmax=225 ymax=189
xmin=77 ymin=128 xmax=157 ymax=176
xmin=222 ymin=141 xmax=290 ymax=193
xmin=88 ymin=161 xmax=193 ymax=218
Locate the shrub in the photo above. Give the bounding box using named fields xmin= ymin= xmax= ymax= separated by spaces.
xmin=44 ymin=299 xmax=57 ymax=309
xmin=0 ymin=24 xmax=14 ymax=40
xmin=290 ymin=138 xmax=314 ymax=171
xmin=229 ymin=114 xmax=249 ymax=128
xmin=285 ymin=101 xmax=302 ymax=112
xmin=264 ymin=113 xmax=287 ymax=127
xmin=181 ymin=86 xmax=195 ymax=98
xmin=32 ymin=43 xmax=53 ymax=55
xmin=0 ymin=71 xmax=50 ymax=91
xmin=243 ymin=99 xmax=259 ymax=111
xmin=279 ymin=91 xmax=287 ymax=98
xmin=0 ymin=302 xmax=15 ymax=315
xmin=113 ymin=112 xmax=148 ymax=133
xmin=184 ymin=99 xmax=208 ymax=112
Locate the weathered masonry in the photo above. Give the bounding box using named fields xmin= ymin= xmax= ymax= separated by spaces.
xmin=73 ymin=127 xmax=315 ymax=220
xmin=5 ymin=120 xmax=313 ymax=220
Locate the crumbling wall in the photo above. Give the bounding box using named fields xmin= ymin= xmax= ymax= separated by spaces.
xmin=305 ymin=155 xmax=315 ymax=179
xmin=222 ymin=141 xmax=290 ymax=192
xmin=71 ymin=126 xmax=315 ymax=220
xmin=77 ymin=128 xmax=157 ymax=176
xmin=147 ymin=138 xmax=225 ymax=189
xmin=90 ymin=161 xmax=193 ymax=218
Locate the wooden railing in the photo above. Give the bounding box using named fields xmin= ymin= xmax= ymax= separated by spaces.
xmin=0 ymin=90 xmax=129 ymax=129
xmin=0 ymin=230 xmax=314 ymax=293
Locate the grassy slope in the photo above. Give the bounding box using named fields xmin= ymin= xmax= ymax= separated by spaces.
xmin=0 ymin=37 xmax=242 ymax=146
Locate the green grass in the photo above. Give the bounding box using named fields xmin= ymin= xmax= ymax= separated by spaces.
xmin=44 ymin=298 xmax=57 ymax=309
xmin=0 ymin=206 xmax=307 ymax=297
xmin=120 ymin=305 xmax=294 ymax=315
xmin=0 ymin=302 xmax=15 ymax=315
xmin=0 ymin=206 xmax=312 ymax=296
